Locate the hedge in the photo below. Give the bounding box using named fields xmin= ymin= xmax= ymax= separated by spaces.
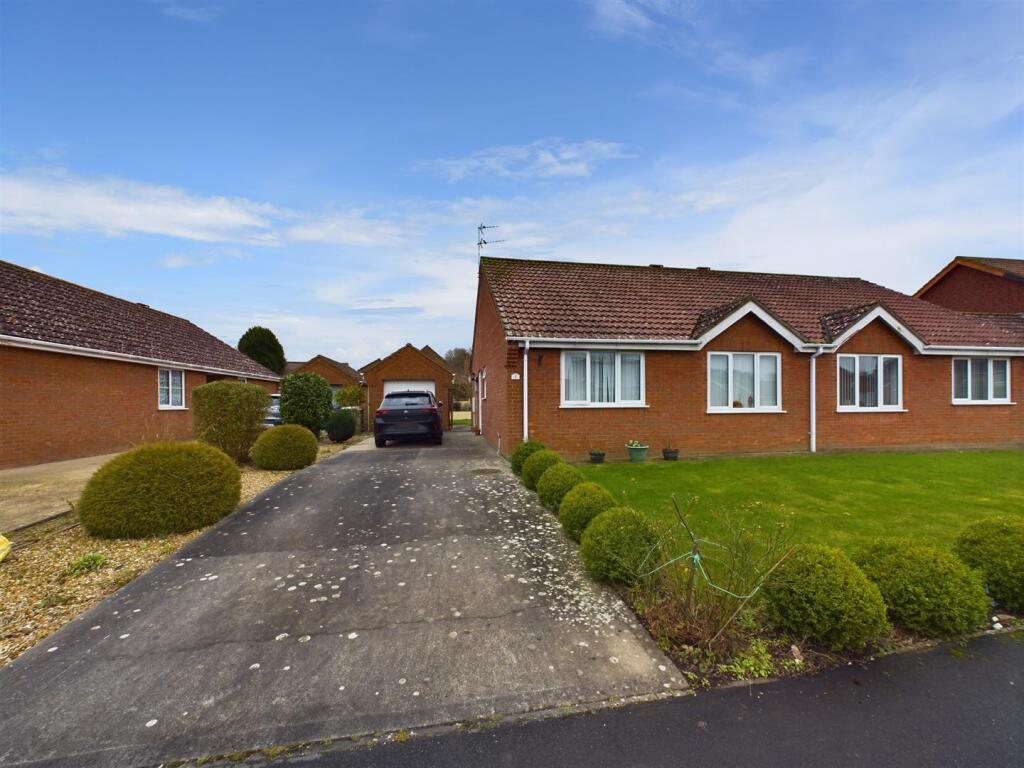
xmin=579 ymin=507 xmax=659 ymax=586
xmin=537 ymin=463 xmax=584 ymax=511
xmin=280 ymin=372 xmax=333 ymax=435
xmin=953 ymin=516 xmax=1024 ymax=613
xmin=326 ymin=410 xmax=357 ymax=443
xmin=521 ymin=449 xmax=563 ymax=491
xmin=510 ymin=440 xmax=545 ymax=476
xmin=558 ymin=482 xmax=617 ymax=542
xmin=192 ymin=380 xmax=271 ymax=461
xmin=251 ymin=424 xmax=319 ymax=470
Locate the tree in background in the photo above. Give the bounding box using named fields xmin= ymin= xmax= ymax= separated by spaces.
xmin=238 ymin=326 xmax=286 ymax=374
xmin=334 ymin=384 xmax=365 ymax=408
xmin=445 ymin=347 xmax=471 ymax=401
xmin=280 ymin=372 xmax=333 ymax=435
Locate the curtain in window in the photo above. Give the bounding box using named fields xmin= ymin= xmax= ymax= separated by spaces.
xmin=709 ymin=354 xmax=729 ymax=407
xmin=858 ymin=356 xmax=878 ymax=407
xmin=758 ymin=355 xmax=778 ymax=407
xmin=970 ymin=358 xmax=988 ymax=401
xmin=732 ymin=354 xmax=755 ymax=408
xmin=953 ymin=359 xmax=969 ymax=400
xmin=620 ymin=353 xmax=641 ymax=401
xmin=839 ymin=357 xmax=856 ymax=406
xmin=170 ymin=370 xmax=184 ymax=407
xmin=882 ymin=357 xmax=899 ymax=406
xmin=590 ymin=352 xmax=616 ymax=403
xmin=159 ymin=369 xmax=171 ymax=406
xmin=564 ymin=352 xmax=587 ymax=401
xmin=992 ymin=360 xmax=1008 ymax=399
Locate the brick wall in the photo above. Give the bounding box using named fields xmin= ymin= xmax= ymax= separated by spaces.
xmin=292 ymin=357 xmax=358 ymax=388
xmin=362 ymin=345 xmax=453 ymax=430
xmin=471 ymin=275 xmax=517 ymax=451
xmin=919 ymin=264 xmax=1024 ymax=313
xmin=0 ymin=347 xmax=279 ymax=468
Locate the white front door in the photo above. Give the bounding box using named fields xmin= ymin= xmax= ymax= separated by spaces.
xmin=383 ymin=380 xmax=436 ymax=396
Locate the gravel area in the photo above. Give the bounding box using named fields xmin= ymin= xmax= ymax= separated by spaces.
xmin=0 ymin=436 xmax=363 ymax=667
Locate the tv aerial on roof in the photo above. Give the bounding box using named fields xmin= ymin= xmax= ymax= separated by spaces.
xmin=477 ymin=222 xmax=505 ymax=257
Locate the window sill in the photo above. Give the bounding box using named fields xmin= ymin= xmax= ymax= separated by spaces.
xmin=706 ymin=408 xmax=786 ymax=414
xmin=835 ymin=407 xmax=907 ymax=413
xmin=158 ymin=406 xmax=188 ymax=411
xmin=559 ymin=403 xmax=650 ymax=409
xmin=951 ymin=401 xmax=1015 ymax=406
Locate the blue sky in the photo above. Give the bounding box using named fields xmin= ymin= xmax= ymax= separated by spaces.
xmin=1 ymin=0 xmax=1022 ymax=365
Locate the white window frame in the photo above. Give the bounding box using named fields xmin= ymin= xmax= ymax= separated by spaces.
xmin=951 ymin=357 xmax=1012 ymax=405
xmin=158 ymin=367 xmax=187 ymax=410
xmin=836 ymin=354 xmax=904 ymax=412
xmin=560 ymin=350 xmax=647 ymax=408
xmin=706 ymin=351 xmax=783 ymax=413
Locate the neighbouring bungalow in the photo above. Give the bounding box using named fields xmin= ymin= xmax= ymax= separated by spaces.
xmin=360 ymin=344 xmax=456 ymax=430
xmin=916 ymin=256 xmax=1024 ymax=315
xmin=0 ymin=260 xmax=279 ymax=469
xmin=285 ymin=355 xmax=361 ymax=396
xmin=470 ymin=256 xmax=1024 ymax=460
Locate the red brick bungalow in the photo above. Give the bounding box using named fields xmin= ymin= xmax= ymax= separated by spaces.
xmin=916 ymin=256 xmax=1024 ymax=315
xmin=360 ymin=344 xmax=455 ymax=430
xmin=470 ymin=257 xmax=1024 ymax=460
xmin=286 ymin=355 xmax=361 ymax=395
xmin=0 ymin=260 xmax=279 ymax=469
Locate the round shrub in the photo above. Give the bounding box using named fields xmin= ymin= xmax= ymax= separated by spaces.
xmin=953 ymin=516 xmax=1024 ymax=613
xmin=237 ymin=325 xmax=286 ymax=374
xmin=78 ymin=442 xmax=240 ymax=539
xmin=521 ymin=449 xmax=563 ymax=491
xmin=280 ymin=372 xmax=333 ymax=435
xmin=559 ymin=482 xmax=617 ymax=542
xmin=580 ymin=507 xmax=659 ymax=585
xmin=855 ymin=539 xmax=988 ymax=637
xmin=763 ymin=544 xmax=888 ymax=651
xmin=537 ymin=463 xmax=584 ymax=511
xmin=326 ymin=410 xmax=357 ymax=443
xmin=510 ymin=439 xmax=545 ymax=476
xmin=251 ymin=424 xmax=319 ymax=470
xmin=192 ymin=380 xmax=271 ymax=461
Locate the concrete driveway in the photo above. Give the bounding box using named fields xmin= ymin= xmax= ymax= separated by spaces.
xmin=0 ymin=432 xmax=681 ymax=768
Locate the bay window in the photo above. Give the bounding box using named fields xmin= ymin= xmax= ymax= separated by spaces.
xmin=952 ymin=358 xmax=1010 ymax=404
xmin=561 ymin=350 xmax=645 ymax=407
xmin=837 ymin=354 xmax=902 ymax=411
xmin=707 ymin=352 xmax=781 ymax=412
xmin=158 ymin=368 xmax=185 ymax=409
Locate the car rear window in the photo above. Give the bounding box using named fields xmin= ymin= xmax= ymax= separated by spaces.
xmin=382 ymin=393 xmax=432 ymax=407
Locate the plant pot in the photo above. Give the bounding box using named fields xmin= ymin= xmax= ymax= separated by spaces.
xmin=589 ymin=452 xmax=606 ymax=464
xmin=662 ymin=448 xmax=679 ymax=461
xmin=626 ymin=445 xmax=649 ymax=462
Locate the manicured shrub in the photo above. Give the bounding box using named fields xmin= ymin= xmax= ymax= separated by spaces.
xmin=855 ymin=539 xmax=988 ymax=637
xmin=580 ymin=507 xmax=659 ymax=585
xmin=559 ymin=482 xmax=617 ymax=542
xmin=78 ymin=442 xmax=240 ymax=539
xmin=521 ymin=449 xmax=563 ymax=491
xmin=334 ymin=385 xmax=365 ymax=408
xmin=192 ymin=380 xmax=271 ymax=461
xmin=280 ymin=372 xmax=333 ymax=435
xmin=510 ymin=439 xmax=545 ymax=476
xmin=763 ymin=544 xmax=888 ymax=651
xmin=953 ymin=516 xmax=1024 ymax=613
xmin=237 ymin=326 xmax=286 ymax=374
xmin=326 ymin=410 xmax=357 ymax=443
xmin=537 ymin=463 xmax=584 ymax=511
xmin=251 ymin=424 xmax=319 ymax=470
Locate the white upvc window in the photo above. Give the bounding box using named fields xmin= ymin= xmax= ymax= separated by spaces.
xmin=158 ymin=368 xmax=186 ymax=410
xmin=560 ymin=350 xmax=645 ymax=407
xmin=707 ymin=352 xmax=782 ymax=412
xmin=952 ymin=358 xmax=1010 ymax=404
xmin=837 ymin=354 xmax=902 ymax=411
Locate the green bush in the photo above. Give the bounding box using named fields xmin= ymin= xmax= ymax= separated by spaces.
xmin=855 ymin=539 xmax=988 ymax=637
xmin=237 ymin=326 xmax=286 ymax=374
xmin=521 ymin=449 xmax=563 ymax=491
xmin=537 ymin=463 xmax=584 ymax=511
xmin=510 ymin=439 xmax=545 ymax=475
xmin=326 ymin=410 xmax=357 ymax=443
xmin=763 ymin=544 xmax=888 ymax=651
xmin=280 ymin=372 xmax=333 ymax=435
xmin=953 ymin=516 xmax=1024 ymax=613
xmin=580 ymin=507 xmax=659 ymax=585
xmin=78 ymin=442 xmax=240 ymax=539
xmin=192 ymin=380 xmax=271 ymax=461
xmin=334 ymin=385 xmax=365 ymax=408
xmin=559 ymin=482 xmax=617 ymax=542
xmin=251 ymin=424 xmax=319 ymax=470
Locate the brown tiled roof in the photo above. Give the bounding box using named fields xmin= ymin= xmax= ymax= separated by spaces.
xmin=959 ymin=257 xmax=1024 ymax=279
xmin=284 ymin=361 xmax=305 ymax=374
xmin=0 ymin=260 xmax=279 ymax=379
xmin=479 ymin=257 xmax=1023 ymax=348
xmin=320 ymin=356 xmax=360 ymax=380
xmin=419 ymin=345 xmax=453 ymax=372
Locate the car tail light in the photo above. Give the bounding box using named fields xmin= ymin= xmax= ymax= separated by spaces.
xmin=375 ymin=408 xmax=389 ymax=416
xmin=421 ymin=407 xmax=438 ymax=414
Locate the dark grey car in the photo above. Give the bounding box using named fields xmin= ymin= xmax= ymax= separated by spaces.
xmin=374 ymin=390 xmax=443 ymax=447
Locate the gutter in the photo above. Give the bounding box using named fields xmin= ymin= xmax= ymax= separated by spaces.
xmin=809 ymin=346 xmax=825 ymax=453
xmin=0 ymin=334 xmax=280 ymax=382
xmin=522 ymin=339 xmax=530 ymax=441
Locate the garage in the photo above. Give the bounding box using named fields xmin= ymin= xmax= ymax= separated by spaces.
xmin=383 ymin=379 xmax=436 ymax=396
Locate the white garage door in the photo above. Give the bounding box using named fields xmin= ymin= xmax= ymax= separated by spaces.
xmin=383 ymin=380 xmax=435 ymax=396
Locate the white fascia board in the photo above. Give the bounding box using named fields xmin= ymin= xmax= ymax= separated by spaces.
xmin=693 ymin=301 xmax=807 ymax=350
xmin=508 ymin=336 xmax=699 ymax=350
xmin=822 ymin=306 xmax=925 ymax=353
xmin=0 ymin=334 xmax=281 ymax=381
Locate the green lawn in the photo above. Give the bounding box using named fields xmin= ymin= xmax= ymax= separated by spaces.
xmin=580 ymin=450 xmax=1024 ymax=552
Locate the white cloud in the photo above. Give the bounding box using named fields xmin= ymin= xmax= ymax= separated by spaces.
xmin=286 ymin=212 xmax=405 ymax=247
xmin=156 ymin=2 xmax=220 ymax=23
xmin=421 ymin=138 xmax=632 ymax=182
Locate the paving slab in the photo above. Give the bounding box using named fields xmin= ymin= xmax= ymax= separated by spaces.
xmin=0 ymin=452 xmax=120 ymax=532
xmin=0 ymin=431 xmax=681 ymax=768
